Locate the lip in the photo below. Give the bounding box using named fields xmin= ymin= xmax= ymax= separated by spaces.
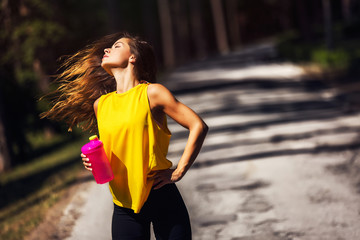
xmin=102 ymin=55 xmax=109 ymax=59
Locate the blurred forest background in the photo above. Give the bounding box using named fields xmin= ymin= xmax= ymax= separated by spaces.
xmin=1 ymin=0 xmax=360 ymax=172
xmin=1 ymin=0 xmax=360 ymax=239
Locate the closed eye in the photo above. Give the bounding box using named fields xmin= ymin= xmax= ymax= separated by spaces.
xmin=112 ymin=41 xmax=123 ymax=48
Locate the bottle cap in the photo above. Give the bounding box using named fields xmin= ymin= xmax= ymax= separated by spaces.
xmin=81 ymin=135 xmax=102 ymax=154
xmin=89 ymin=135 xmax=99 ymax=141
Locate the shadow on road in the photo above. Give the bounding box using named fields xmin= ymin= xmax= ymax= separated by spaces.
xmin=192 ymin=141 xmax=360 ymax=169
xmin=166 ymin=55 xmax=360 ymax=171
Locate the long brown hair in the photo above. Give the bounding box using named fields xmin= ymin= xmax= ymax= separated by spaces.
xmin=40 ymin=32 xmax=157 ymax=133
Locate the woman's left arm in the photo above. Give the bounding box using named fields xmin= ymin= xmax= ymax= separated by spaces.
xmin=148 ymin=84 xmax=208 ymax=189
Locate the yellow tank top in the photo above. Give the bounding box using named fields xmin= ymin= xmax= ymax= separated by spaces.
xmin=97 ymin=83 xmax=172 ymax=213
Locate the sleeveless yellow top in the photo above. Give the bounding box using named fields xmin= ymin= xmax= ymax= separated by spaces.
xmin=97 ymin=83 xmax=172 ymax=213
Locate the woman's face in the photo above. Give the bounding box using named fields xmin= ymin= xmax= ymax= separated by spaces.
xmin=101 ymin=37 xmax=135 ymax=75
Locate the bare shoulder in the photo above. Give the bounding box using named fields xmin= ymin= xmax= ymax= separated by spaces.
xmin=148 ymin=83 xmax=174 ymax=100
xmin=94 ymin=97 xmax=101 ymax=108
xmin=147 ymin=83 xmax=171 ymax=96
xmin=147 ymin=83 xmax=177 ymax=109
xmin=93 ymin=97 xmax=101 ymax=116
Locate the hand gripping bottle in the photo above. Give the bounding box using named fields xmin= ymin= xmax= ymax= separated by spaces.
xmin=81 ymin=135 xmax=114 ymax=184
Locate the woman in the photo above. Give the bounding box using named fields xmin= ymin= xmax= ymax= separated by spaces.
xmin=41 ymin=32 xmax=208 ymax=239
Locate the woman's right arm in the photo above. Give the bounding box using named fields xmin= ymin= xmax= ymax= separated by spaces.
xmin=81 ymin=97 xmax=101 ymax=171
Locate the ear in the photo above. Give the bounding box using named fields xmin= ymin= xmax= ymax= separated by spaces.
xmin=129 ymin=55 xmax=136 ymax=63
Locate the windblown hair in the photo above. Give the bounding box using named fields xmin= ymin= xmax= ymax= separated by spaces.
xmin=40 ymin=32 xmax=157 ymax=133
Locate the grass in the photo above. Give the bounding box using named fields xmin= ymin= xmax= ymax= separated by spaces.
xmin=0 ymin=134 xmax=88 ymax=240
xmin=276 ymin=27 xmax=360 ymax=74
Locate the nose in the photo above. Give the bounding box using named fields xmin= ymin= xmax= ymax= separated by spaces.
xmin=104 ymin=48 xmax=110 ymax=54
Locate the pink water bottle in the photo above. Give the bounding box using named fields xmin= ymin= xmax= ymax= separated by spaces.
xmin=81 ymin=135 xmax=114 ymax=184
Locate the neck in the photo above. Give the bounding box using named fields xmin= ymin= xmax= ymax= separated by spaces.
xmin=112 ymin=67 xmax=139 ymax=94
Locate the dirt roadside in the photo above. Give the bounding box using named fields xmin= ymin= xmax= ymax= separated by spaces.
xmin=24 ymin=171 xmax=93 ymax=240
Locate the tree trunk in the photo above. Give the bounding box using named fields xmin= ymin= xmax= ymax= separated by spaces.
xmin=157 ymin=0 xmax=175 ymax=68
xmin=0 ymin=0 xmax=12 ymax=172
xmin=141 ymin=0 xmax=161 ymax=56
xmin=322 ymin=0 xmax=333 ymax=49
xmin=279 ymin=0 xmax=292 ymax=31
xmin=341 ymin=0 xmax=352 ymax=24
xmin=295 ymin=0 xmax=312 ymax=41
xmin=188 ymin=0 xmax=207 ymax=59
xmin=33 ymin=59 xmax=50 ymax=93
xmin=172 ymin=0 xmax=191 ymax=64
xmin=105 ymin=0 xmax=121 ymax=31
xmin=225 ymin=0 xmax=241 ymax=49
xmin=0 ymin=92 xmax=11 ymax=172
xmin=210 ymin=0 xmax=229 ymax=54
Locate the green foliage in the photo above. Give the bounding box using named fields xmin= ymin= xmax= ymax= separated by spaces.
xmin=12 ymin=20 xmax=65 ymax=65
xmin=311 ymin=48 xmax=350 ymax=70
xmin=10 ymin=19 xmax=65 ymax=85
xmin=0 ymin=0 xmax=109 ymax=167
xmin=276 ymin=27 xmax=360 ymax=73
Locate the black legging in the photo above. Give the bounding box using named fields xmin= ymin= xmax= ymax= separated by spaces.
xmin=112 ymin=183 xmax=192 ymax=240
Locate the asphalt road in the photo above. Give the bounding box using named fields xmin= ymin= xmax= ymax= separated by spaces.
xmin=59 ymin=43 xmax=360 ymax=240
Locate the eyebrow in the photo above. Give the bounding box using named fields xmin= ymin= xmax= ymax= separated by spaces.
xmin=112 ymin=41 xmax=124 ymax=47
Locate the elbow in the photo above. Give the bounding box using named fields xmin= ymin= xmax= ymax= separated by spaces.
xmin=200 ymin=120 xmax=209 ymax=136
xmin=189 ymin=119 xmax=209 ymax=136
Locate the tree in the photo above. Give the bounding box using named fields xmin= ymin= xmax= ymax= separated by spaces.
xmin=157 ymin=0 xmax=176 ymax=68
xmin=188 ymin=0 xmax=208 ymax=59
xmin=172 ymin=0 xmax=191 ymax=64
xmin=0 ymin=90 xmax=11 ymax=172
xmin=295 ymin=0 xmax=312 ymax=41
xmin=322 ymin=0 xmax=334 ymax=49
xmin=105 ymin=0 xmax=122 ymax=32
xmin=279 ymin=0 xmax=293 ymax=31
xmin=0 ymin=0 xmax=11 ymax=172
xmin=141 ymin=0 xmax=162 ymax=62
xmin=225 ymin=0 xmax=241 ymax=49
xmin=341 ymin=0 xmax=352 ymax=24
xmin=0 ymin=0 xmax=66 ymax=169
xmin=209 ymin=0 xmax=229 ymax=54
